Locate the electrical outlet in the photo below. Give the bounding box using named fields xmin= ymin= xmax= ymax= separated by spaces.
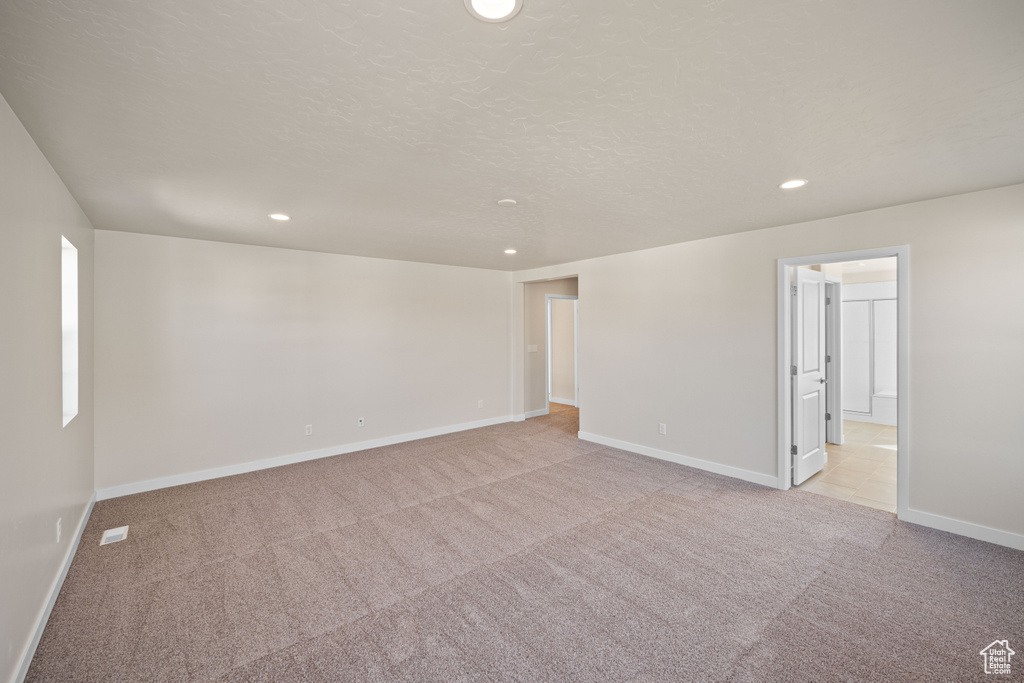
xmin=658 ymin=423 xmax=667 ymax=435
xmin=478 ymin=400 xmax=484 ymax=408
xmin=358 ymin=417 xmax=365 ymax=427
xmin=56 ymin=517 xmax=62 ymax=543
xmin=305 ymin=424 xmax=313 ymax=436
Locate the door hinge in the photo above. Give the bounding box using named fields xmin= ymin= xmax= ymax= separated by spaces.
xmin=826 ymin=297 xmax=831 ymax=305
xmin=825 ymin=412 xmax=832 ymax=421
xmin=791 ymin=365 xmax=797 ymax=376
xmin=791 ymin=445 xmax=798 ymax=455
xmin=791 ymin=284 xmax=797 ymax=296
xmin=825 ymin=354 xmax=831 ymax=363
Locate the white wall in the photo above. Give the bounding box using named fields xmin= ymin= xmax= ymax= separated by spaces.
xmin=94 ymin=231 xmax=512 ymax=491
xmin=0 ymin=94 xmax=95 ymax=683
xmin=514 ymin=183 xmax=1024 ymax=542
xmin=842 ymin=260 xmax=898 ymax=284
xmin=550 ymin=298 xmax=576 ymax=404
xmin=523 ymin=278 xmax=577 ymax=415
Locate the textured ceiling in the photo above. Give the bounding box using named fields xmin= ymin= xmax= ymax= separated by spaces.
xmin=1 ymin=0 xmax=1023 ymax=270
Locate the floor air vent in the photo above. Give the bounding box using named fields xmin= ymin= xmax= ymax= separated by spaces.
xmin=100 ymin=526 xmax=129 ymax=546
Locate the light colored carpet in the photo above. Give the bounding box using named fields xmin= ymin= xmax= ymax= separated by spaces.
xmin=28 ymin=406 xmax=1024 ymax=681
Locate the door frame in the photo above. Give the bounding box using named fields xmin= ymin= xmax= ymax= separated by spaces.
xmin=546 ymin=294 xmax=579 ymax=409
xmin=777 ymin=246 xmax=909 ymax=518
xmin=824 ymin=277 xmax=843 ymax=445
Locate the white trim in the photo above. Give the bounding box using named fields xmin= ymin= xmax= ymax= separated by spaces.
xmin=578 ymin=432 xmax=778 ymax=489
xmin=96 ymin=416 xmax=511 ymax=500
xmin=511 ymin=413 xmax=526 ymax=422
xmin=778 ymin=247 xmax=909 ymax=522
xmin=15 ymin=492 xmax=96 ymax=683
xmin=901 ymin=508 xmax=1024 ymax=552
xmin=841 ymin=410 xmax=894 ymax=426
xmin=549 ymin=397 xmax=576 ymax=407
xmin=524 ymin=408 xmax=549 ymax=419
xmin=824 ymin=277 xmax=844 ymax=445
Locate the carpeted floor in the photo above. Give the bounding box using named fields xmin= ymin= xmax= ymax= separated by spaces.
xmin=28 ymin=405 xmax=1024 ymax=681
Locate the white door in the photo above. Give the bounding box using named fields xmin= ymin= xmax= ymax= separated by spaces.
xmin=792 ymin=267 xmax=828 ymax=485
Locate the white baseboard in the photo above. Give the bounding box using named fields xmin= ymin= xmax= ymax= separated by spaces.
xmin=578 ymin=432 xmax=778 ymax=489
xmin=900 ymin=508 xmax=1024 ymax=552
xmin=511 ymin=414 xmax=526 ymax=422
xmin=579 ymin=434 xmax=1023 ymax=551
xmin=15 ymin=492 xmax=96 ymax=683
xmin=549 ymin=397 xmax=576 ymax=407
xmin=842 ymin=410 xmax=897 ymax=427
xmin=96 ymin=415 xmax=512 ymax=500
xmin=524 ymin=408 xmax=549 ymax=419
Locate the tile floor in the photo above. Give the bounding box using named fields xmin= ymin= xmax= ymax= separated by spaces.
xmin=798 ymin=420 xmax=897 ymax=513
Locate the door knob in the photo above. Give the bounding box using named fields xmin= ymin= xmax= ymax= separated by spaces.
xmin=818 ymin=378 xmax=827 ymax=384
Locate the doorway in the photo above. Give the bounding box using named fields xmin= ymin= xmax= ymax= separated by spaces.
xmin=546 ymin=294 xmax=578 ymax=409
xmin=521 ymin=277 xmax=579 ymax=421
xmin=778 ymin=248 xmax=908 ymax=517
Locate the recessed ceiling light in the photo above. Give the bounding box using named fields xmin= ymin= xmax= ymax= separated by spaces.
xmin=465 ymin=0 xmax=523 ymax=22
xmin=269 ymin=213 xmax=291 ymax=221
xmin=497 ymin=198 xmax=517 ymax=207
xmin=779 ymin=179 xmax=808 ymax=190
xmin=504 ymin=249 xmax=517 ymax=254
